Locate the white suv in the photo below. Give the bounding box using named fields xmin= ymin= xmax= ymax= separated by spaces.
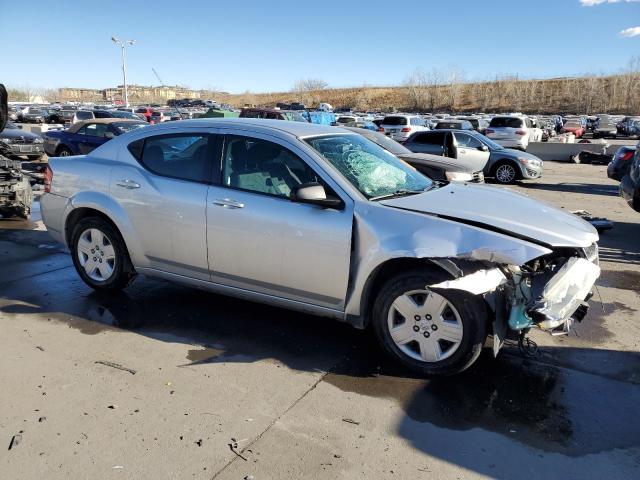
xmin=485 ymin=115 xmax=541 ymax=150
xmin=380 ymin=114 xmax=429 ymax=142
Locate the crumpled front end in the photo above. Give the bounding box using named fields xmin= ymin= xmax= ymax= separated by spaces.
xmin=0 ymin=154 xmax=33 ymax=219
xmin=429 ymin=243 xmax=601 ymax=349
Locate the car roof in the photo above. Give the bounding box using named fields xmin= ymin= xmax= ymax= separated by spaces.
xmin=137 ymin=117 xmax=342 ymax=138
xmin=67 ymin=118 xmax=146 ymax=133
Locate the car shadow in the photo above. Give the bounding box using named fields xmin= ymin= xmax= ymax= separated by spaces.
xmin=519 ymin=181 xmax=619 ymax=197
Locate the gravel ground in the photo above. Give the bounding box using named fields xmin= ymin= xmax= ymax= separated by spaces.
xmin=0 ymin=162 xmax=638 ymax=480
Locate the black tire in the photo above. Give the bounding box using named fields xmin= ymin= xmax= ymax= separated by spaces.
xmin=371 ymin=270 xmax=488 ymax=376
xmin=492 ymin=161 xmax=519 ymax=184
xmin=70 ymin=217 xmax=136 ymax=291
xmin=56 ymin=146 xmax=73 ymax=157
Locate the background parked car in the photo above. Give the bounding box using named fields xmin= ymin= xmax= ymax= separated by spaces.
xmin=434 ymin=120 xmax=474 ymax=130
xmin=73 ymin=110 xmax=95 ymax=124
xmin=403 ymin=130 xmax=490 ymax=174
xmin=561 ymin=120 xmax=586 ymax=138
xmin=18 ymin=106 xmax=48 ymax=124
xmin=403 ymin=129 xmax=543 ymax=184
xmin=379 ymin=114 xmax=428 ymax=142
xmin=43 ymin=118 xmax=147 ymax=156
xmin=594 ymin=114 xmax=618 ymax=139
xmin=485 ymin=115 xmax=540 ymax=150
xmin=344 ymin=127 xmax=485 ymax=183
xmin=239 ymin=108 xmax=307 ymax=122
xmin=135 ymin=106 xmax=154 ymax=122
xmin=0 ymin=121 xmax=45 ymax=160
xmin=620 ymin=143 xmax=640 ymax=212
xmin=607 ymin=146 xmax=636 ymax=181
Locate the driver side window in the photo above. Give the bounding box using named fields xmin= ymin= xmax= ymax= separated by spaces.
xmin=454 ymin=133 xmax=482 ymax=149
xmin=222 ymin=135 xmax=322 ymax=199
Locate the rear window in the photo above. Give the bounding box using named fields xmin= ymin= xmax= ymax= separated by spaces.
xmin=435 ymin=122 xmax=459 ymax=129
xmin=489 ymin=117 xmax=523 ymax=128
xmin=382 ymin=116 xmax=407 ymax=126
xmin=75 ymin=111 xmax=94 ymax=120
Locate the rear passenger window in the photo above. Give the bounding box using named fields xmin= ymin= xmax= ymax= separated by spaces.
xmin=138 ymin=134 xmax=215 ymax=183
xmin=414 ymin=131 xmax=445 ymax=145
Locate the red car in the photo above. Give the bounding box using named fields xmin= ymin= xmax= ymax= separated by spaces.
xmin=561 ymin=121 xmax=585 ymax=138
xmin=135 ymin=106 xmax=154 ymax=123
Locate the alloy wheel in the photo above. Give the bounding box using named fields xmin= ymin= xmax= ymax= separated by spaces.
xmin=77 ymin=228 xmax=116 ymax=282
xmin=387 ymin=289 xmax=464 ymax=362
xmin=496 ymin=164 xmax=516 ymax=183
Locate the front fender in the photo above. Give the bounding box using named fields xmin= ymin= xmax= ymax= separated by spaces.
xmin=344 ymin=204 xmax=552 ymax=319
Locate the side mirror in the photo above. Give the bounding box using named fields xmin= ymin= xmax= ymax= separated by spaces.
xmin=104 ymin=131 xmax=116 ymax=139
xmin=478 ymin=144 xmax=489 ymax=152
xmin=293 ymin=183 xmax=344 ymax=209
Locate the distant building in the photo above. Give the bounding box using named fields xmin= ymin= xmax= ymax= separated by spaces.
xmin=59 ymin=85 xmax=206 ymax=104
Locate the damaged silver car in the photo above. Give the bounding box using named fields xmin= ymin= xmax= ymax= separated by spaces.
xmin=40 ymin=119 xmax=600 ymax=375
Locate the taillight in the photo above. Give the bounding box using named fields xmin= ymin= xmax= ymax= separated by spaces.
xmin=621 ymin=151 xmax=634 ymax=161
xmin=401 ymin=127 xmax=411 ymax=132
xmin=44 ymin=164 xmax=53 ymax=193
xmin=378 ymin=127 xmax=385 ymax=132
xmin=515 ymin=130 xmax=526 ymax=136
xmin=485 ymin=129 xmax=494 ymax=135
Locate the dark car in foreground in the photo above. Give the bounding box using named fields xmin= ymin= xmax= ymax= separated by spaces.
xmin=620 ymin=143 xmax=640 ymax=212
xmin=43 ymin=118 xmax=147 ymax=156
xmin=404 ymin=129 xmax=543 ymax=184
xmin=607 ymin=146 xmax=636 ymax=181
xmin=0 ymin=122 xmax=45 ymax=160
xmin=344 ymin=127 xmax=484 ymax=183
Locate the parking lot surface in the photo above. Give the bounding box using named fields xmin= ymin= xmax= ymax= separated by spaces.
xmin=1 ymin=162 xmax=639 ymax=479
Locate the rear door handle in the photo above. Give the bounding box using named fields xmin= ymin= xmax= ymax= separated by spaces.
xmin=116 ymin=179 xmax=140 ymax=189
xmin=213 ymin=198 xmax=244 ymax=209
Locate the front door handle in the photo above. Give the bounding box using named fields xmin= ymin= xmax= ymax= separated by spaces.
xmin=213 ymin=198 xmax=244 ymax=209
xmin=116 ymin=179 xmax=140 ymax=189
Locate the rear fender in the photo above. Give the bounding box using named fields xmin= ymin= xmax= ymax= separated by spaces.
xmin=64 ymin=191 xmax=146 ymax=267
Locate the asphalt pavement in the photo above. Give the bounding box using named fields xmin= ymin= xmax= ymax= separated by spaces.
xmin=0 ymin=162 xmax=638 ymax=479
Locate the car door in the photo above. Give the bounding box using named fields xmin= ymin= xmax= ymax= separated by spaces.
xmin=452 ymin=132 xmax=490 ymax=171
xmin=109 ymin=130 xmax=218 ymax=280
xmin=206 ymin=132 xmax=353 ymax=310
xmin=77 ymin=123 xmax=110 ymax=154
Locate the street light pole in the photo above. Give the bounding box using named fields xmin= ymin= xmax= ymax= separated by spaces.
xmin=111 ymin=36 xmax=136 ymax=107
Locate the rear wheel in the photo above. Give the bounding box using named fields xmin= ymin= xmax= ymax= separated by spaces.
xmin=70 ymin=217 xmax=136 ymax=291
xmin=372 ymin=271 xmax=487 ymax=376
xmin=493 ymin=161 xmax=519 ymax=184
xmin=56 ymin=146 xmax=72 ymax=157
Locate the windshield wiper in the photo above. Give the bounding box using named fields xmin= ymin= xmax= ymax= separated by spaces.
xmin=370 ymin=188 xmax=427 ymax=201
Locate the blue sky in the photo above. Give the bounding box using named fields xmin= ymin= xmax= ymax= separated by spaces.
xmin=1 ymin=0 xmax=638 ymax=93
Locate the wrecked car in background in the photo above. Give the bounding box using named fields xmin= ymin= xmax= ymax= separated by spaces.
xmin=0 ymin=84 xmax=33 ymax=219
xmin=40 ymin=119 xmax=600 ymax=375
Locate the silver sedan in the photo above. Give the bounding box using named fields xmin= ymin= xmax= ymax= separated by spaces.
xmin=41 ymin=119 xmax=600 ymax=376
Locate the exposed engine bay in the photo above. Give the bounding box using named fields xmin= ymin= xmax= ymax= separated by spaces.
xmin=430 ymin=244 xmax=600 ymax=354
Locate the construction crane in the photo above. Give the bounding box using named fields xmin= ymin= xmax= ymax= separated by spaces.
xmin=152 ymin=68 xmax=165 ymax=86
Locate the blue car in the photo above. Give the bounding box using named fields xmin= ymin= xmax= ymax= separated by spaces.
xmin=43 ymin=118 xmax=147 ymax=156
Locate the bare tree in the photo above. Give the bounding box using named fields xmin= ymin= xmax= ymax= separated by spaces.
xmin=292 ymin=78 xmax=328 ymax=92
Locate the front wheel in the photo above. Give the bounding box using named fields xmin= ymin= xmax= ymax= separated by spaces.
xmin=70 ymin=217 xmax=136 ymax=291
xmin=372 ymin=271 xmax=487 ymax=376
xmin=493 ymin=161 xmax=519 ymax=184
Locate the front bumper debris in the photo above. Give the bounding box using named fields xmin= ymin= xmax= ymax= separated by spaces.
xmin=528 ymin=257 xmax=600 ymax=330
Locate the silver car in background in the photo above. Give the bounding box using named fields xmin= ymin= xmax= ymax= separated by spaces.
xmin=41 ymin=119 xmax=600 ymax=376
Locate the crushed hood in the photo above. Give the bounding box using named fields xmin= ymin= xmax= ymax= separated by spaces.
xmin=380 ymin=183 xmax=598 ymax=248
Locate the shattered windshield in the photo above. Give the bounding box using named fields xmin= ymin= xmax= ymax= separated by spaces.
xmin=305 ymin=134 xmax=433 ymax=199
